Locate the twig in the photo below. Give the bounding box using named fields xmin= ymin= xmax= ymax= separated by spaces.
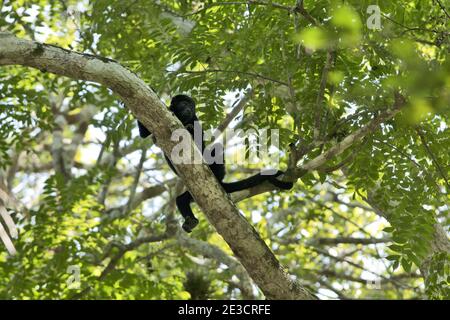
xmin=182 ymin=1 xmax=292 ymax=17
xmin=415 ymin=127 xmax=450 ymax=190
xmin=310 ymin=237 xmax=391 ymax=245
xmin=434 ymin=0 xmax=450 ymax=20
xmin=70 ymin=232 xmax=171 ymax=299
xmin=215 ymin=89 xmax=253 ymax=136
xmin=122 ymin=148 xmax=147 ymax=215
xmin=176 ymin=69 xmax=289 ymax=87
xmin=314 ymin=50 xmax=334 ymax=140
xmin=293 ymin=0 xmax=319 ymax=26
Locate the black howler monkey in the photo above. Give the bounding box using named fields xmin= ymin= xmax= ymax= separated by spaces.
xmin=137 ymin=95 xmax=293 ymax=232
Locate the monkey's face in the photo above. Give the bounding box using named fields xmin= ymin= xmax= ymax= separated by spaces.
xmin=170 ymin=95 xmax=196 ymax=125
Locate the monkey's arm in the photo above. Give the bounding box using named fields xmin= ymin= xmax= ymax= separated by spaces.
xmin=137 ymin=120 xmax=152 ymax=138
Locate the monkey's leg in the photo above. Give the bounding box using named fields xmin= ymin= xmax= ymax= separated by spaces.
xmin=176 ymin=191 xmax=199 ymax=233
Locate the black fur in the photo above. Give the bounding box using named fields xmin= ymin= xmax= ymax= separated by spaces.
xmin=137 ymin=94 xmax=293 ymax=232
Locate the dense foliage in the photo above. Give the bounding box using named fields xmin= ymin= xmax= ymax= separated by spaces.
xmin=0 ymin=0 xmax=448 ymax=299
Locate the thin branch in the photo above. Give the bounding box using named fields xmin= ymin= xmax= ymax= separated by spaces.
xmin=215 ymin=89 xmax=253 ymax=136
xmin=71 ymin=232 xmax=171 ymax=299
xmin=374 ymin=138 xmax=443 ymax=194
xmin=66 ymin=104 xmax=97 ymax=168
xmin=330 ymin=194 xmax=374 ymax=212
xmin=177 ymin=230 xmax=255 ymax=299
xmin=177 ymin=69 xmax=289 ymax=87
xmin=293 ymin=0 xmax=319 ymax=26
xmin=309 ymin=237 xmax=391 ymax=245
xmin=318 ymin=139 xmax=364 ymax=173
xmin=103 ymin=181 xmax=173 ymax=223
xmin=129 ymin=183 xmax=171 ymax=210
xmin=231 ymin=96 xmax=405 ymax=203
xmin=313 ymin=269 xmax=420 ymax=285
xmin=416 ymin=127 xmax=450 ymax=190
xmin=122 ymin=148 xmax=147 ymax=215
xmin=310 ymin=246 xmax=408 ymax=287
xmin=315 ymin=278 xmax=349 ymax=299
xmin=434 ymin=0 xmax=450 ymax=19
xmin=314 ymin=51 xmax=334 ymax=140
xmin=183 ymin=1 xmax=292 ymax=17
xmin=49 ymin=94 xmax=71 ymax=181
xmin=296 ymin=93 xmax=406 ymax=175
xmin=97 ymin=136 xmax=120 ymax=206
xmin=305 ymin=195 xmax=372 ymax=237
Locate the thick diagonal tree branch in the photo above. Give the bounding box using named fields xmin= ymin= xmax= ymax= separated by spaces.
xmin=0 ymin=32 xmax=314 ymax=299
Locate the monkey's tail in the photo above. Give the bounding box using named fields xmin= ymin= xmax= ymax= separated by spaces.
xmin=222 ymin=171 xmax=292 ymax=193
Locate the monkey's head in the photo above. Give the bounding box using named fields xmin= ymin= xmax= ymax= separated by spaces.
xmin=169 ymin=95 xmax=196 ymax=125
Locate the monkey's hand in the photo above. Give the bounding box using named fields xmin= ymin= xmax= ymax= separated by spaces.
xmin=185 ymin=123 xmax=194 ymax=131
xmin=269 ymin=170 xmax=294 ymax=190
